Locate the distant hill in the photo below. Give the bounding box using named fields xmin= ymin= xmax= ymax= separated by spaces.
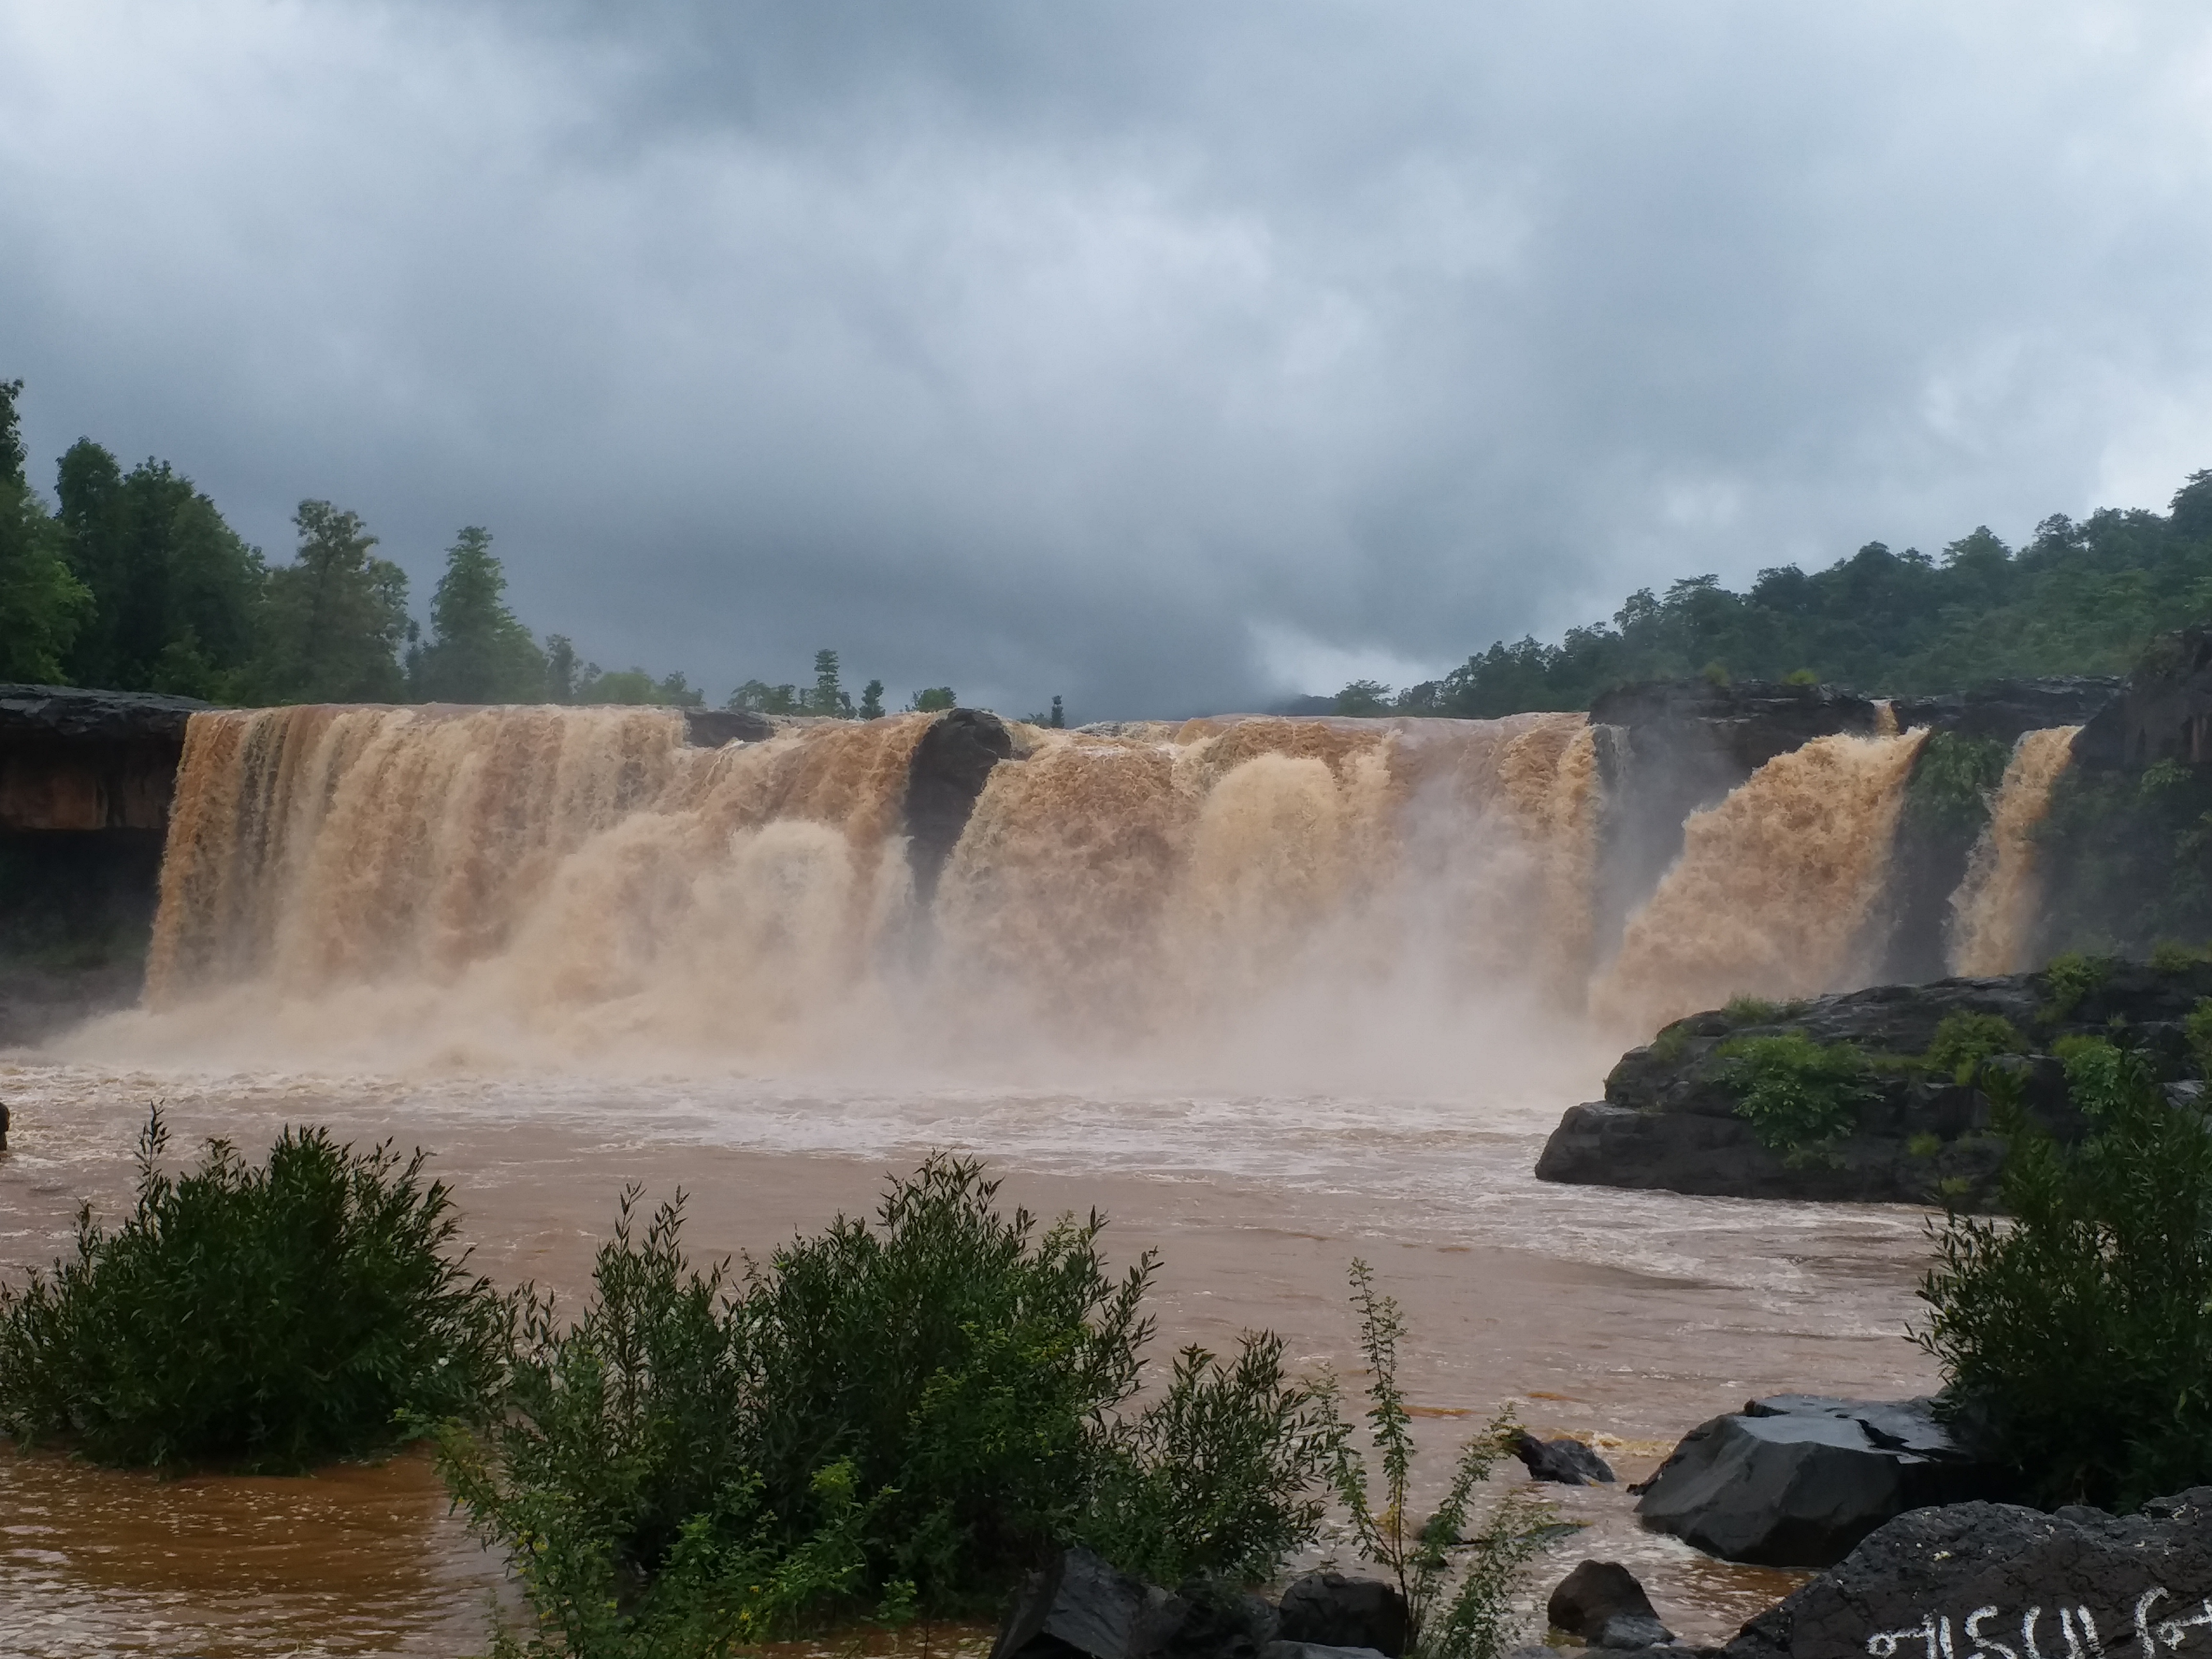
xmin=1335 ymin=468 xmax=2212 ymax=718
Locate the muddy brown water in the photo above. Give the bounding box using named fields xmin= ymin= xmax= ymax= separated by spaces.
xmin=0 ymin=1059 xmax=1941 ymax=1656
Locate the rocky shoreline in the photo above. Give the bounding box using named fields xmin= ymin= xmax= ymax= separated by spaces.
xmin=1537 ymin=958 xmax=2212 ymax=1208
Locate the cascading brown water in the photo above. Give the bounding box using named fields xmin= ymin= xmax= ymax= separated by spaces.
xmin=1591 ymin=729 xmax=1930 ymax=1035
xmin=133 ymin=706 xmax=1607 ymax=1069
xmin=1945 ymin=726 xmax=2081 ymax=977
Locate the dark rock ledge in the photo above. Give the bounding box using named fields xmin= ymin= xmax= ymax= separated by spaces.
xmin=1538 ymin=959 xmax=2212 ymax=1207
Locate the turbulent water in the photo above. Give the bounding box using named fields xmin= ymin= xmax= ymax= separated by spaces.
xmin=113 ymin=702 xmax=2098 ymax=1076
xmin=1947 ymin=726 xmax=2083 ymax=977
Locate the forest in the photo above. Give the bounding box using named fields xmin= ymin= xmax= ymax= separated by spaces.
xmin=1339 ymin=468 xmax=2212 ymax=716
xmin=8 ymin=379 xmax=2209 ymax=721
xmin=0 ymin=381 xmax=974 ymax=721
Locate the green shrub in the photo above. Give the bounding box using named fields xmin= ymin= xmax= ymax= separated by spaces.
xmin=1721 ymin=996 xmax=1782 ymax=1027
xmin=1923 ymin=1011 xmax=2028 ymax=1083
xmin=1907 ymin=1132 xmax=1943 ymax=1159
xmin=2151 ymin=939 xmax=2207 ymax=974
xmin=1077 ymin=1334 xmax=1340 ymax=1586
xmin=439 ymin=1158 xmax=1343 ymax=1657
xmin=0 ymin=1108 xmax=505 ymax=1471
xmin=1715 ymin=1033 xmax=1871 ymax=1154
xmin=1330 ymin=1262 xmax=1555 ymax=1659
xmin=1648 ymin=1022 xmax=1691 ymax=1065
xmin=1916 ymin=1039 xmax=2212 ymax=1508
xmin=2182 ymin=998 xmax=2212 ymax=1080
xmin=2037 ymin=951 xmax=2113 ymax=1022
xmin=1903 ymin=732 xmax=2012 ymax=841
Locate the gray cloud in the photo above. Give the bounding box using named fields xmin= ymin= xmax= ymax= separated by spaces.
xmin=4 ymin=0 xmax=2210 ymax=716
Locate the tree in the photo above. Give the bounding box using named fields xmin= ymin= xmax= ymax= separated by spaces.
xmin=410 ymin=527 xmax=546 ymax=704
xmin=1334 ymin=680 xmax=1393 ymax=716
xmin=0 ymin=380 xmax=90 ymax=683
xmin=544 ymin=634 xmax=578 ymax=703
xmin=729 ymin=679 xmax=801 ymax=714
xmin=910 ymin=687 xmax=956 ymax=712
xmin=805 ymin=649 xmax=852 ymax=718
xmin=256 ymin=502 xmax=412 ymax=703
xmin=857 ymin=679 xmax=884 ymax=720
xmin=50 ymin=438 xmax=262 ymax=697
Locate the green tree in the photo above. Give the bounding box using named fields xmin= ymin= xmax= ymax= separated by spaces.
xmin=49 ymin=438 xmax=262 ymax=697
xmin=729 ymin=678 xmax=802 ymax=715
xmin=1334 ymin=679 xmax=1393 ymax=715
xmin=544 ymin=634 xmax=578 ymax=703
xmin=806 ymin=649 xmax=852 ymax=717
xmin=858 ymin=679 xmax=884 ymax=720
xmin=0 ymin=381 xmax=90 ymax=683
xmin=256 ymin=502 xmax=412 ymax=703
xmin=909 ymin=687 xmax=956 ymax=712
xmin=409 ymin=527 xmax=546 ymax=703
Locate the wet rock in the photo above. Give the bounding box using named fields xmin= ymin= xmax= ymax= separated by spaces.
xmin=1548 ymin=1560 xmax=1674 ymax=1649
xmin=1534 ymin=960 xmax=2212 ymax=1206
xmin=1167 ymin=1581 xmax=1278 ymax=1659
xmin=679 ymin=708 xmax=775 ymax=746
xmin=1719 ymin=1486 xmax=2212 ymax=1659
xmin=1276 ymin=1574 xmax=1408 ymax=1658
xmin=1889 ymin=678 xmax=2121 ymax=746
xmin=2074 ymin=624 xmax=2212 ymax=772
xmin=904 ymin=708 xmax=1014 ymax=902
xmin=1589 ymin=680 xmax=1879 ymax=955
xmin=1635 ymin=1397 xmax=2008 ymax=1569
xmin=1514 ymin=1430 xmax=1617 ymax=1485
xmin=1258 ymin=1645 xmax=1389 ymax=1659
xmin=992 ymin=1547 xmax=1188 ymax=1659
xmin=0 ymin=683 xmax=207 ymax=747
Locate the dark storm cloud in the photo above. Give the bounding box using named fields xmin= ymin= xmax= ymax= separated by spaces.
xmin=4 ymin=1 xmax=2210 ymax=715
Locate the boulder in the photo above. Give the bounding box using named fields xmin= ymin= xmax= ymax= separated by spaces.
xmin=1548 ymin=1560 xmax=1674 ymax=1650
xmin=1533 ymin=960 xmax=2212 ymax=1206
xmin=1721 ymin=1487 xmax=2212 ymax=1659
xmin=992 ymin=1547 xmax=1189 ymax=1659
xmin=1514 ymin=1431 xmax=1617 ymax=1486
xmin=1168 ymin=1582 xmax=1279 ymax=1659
xmin=904 ymin=708 xmax=1014 ymax=902
xmin=1635 ymin=1396 xmax=2008 ymax=1569
xmin=1276 ymin=1574 xmax=1408 ymax=1658
xmin=1889 ymin=678 xmax=2120 ymax=746
xmin=679 ymin=708 xmax=775 ymax=747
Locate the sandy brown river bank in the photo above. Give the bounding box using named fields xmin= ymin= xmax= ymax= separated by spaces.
xmin=0 ymin=1058 xmax=1943 ymax=1656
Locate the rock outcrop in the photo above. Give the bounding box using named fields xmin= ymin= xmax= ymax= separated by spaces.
xmin=992 ymin=1554 xmax=1401 ymax=1659
xmin=2073 ymin=624 xmax=2212 ymax=771
xmin=904 ymin=708 xmax=1014 ymax=901
xmin=1720 ymin=1487 xmax=2212 ymax=1659
xmin=0 ymin=685 xmax=210 ymax=1044
xmin=1890 ymin=678 xmax=2119 ymax=746
xmin=1635 ymin=1396 xmax=2007 ymax=1568
xmin=1589 ymin=681 xmax=1881 ymax=952
xmin=1537 ymin=959 xmax=2212 ymax=1205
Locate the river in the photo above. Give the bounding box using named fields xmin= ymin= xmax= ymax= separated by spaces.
xmin=0 ymin=1056 xmax=1941 ymax=1656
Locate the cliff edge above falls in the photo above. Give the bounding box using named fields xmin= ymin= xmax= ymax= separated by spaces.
xmin=1537 ymin=958 xmax=2212 ymax=1207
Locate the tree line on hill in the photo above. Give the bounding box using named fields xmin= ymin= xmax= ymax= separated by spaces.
xmin=1335 ymin=468 xmax=2212 ymax=715
xmin=0 ymin=380 xmax=1063 ymax=721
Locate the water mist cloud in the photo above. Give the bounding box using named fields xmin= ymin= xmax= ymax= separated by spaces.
xmin=3 ymin=0 xmax=2211 ymax=715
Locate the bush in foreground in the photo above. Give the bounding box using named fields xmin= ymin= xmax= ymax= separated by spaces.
xmin=438 ymin=1157 xmax=1454 ymax=1659
xmin=0 ymin=1107 xmax=508 ymax=1470
xmin=1917 ymin=1037 xmax=2212 ymax=1508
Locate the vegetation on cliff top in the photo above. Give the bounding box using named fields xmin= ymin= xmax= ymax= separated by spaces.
xmin=1339 ymin=467 xmax=2212 ymax=716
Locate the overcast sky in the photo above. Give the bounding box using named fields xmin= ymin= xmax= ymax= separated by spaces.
xmin=4 ymin=1 xmax=2210 ymax=717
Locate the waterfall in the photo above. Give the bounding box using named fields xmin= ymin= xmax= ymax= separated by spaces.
xmin=1590 ymin=729 xmax=1929 ymax=1035
xmin=131 ymin=706 xmax=1604 ymax=1068
xmin=1945 ymin=725 xmax=2081 ymax=977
